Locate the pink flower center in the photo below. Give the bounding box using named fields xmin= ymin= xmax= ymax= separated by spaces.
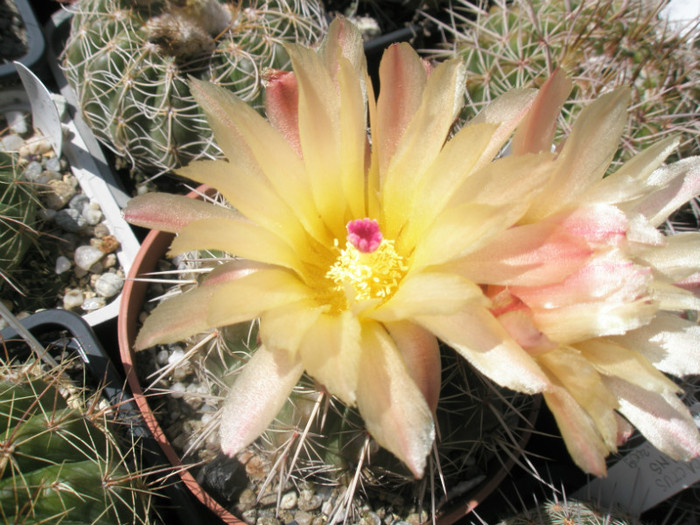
xmin=346 ymin=218 xmax=382 ymax=253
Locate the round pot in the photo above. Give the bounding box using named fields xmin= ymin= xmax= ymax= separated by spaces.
xmin=117 ymin=187 xmax=540 ymax=524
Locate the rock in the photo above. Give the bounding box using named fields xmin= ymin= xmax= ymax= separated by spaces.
xmin=69 ymin=193 xmax=89 ymax=211
xmin=55 ymin=208 xmax=86 ymax=233
xmin=237 ymin=488 xmax=257 ymax=512
xmin=19 ymin=136 xmax=52 ymax=157
xmin=1 ymin=134 xmax=24 ymax=152
xmin=93 ymin=222 xmax=110 ymax=238
xmin=98 ymin=234 xmax=120 ymax=254
xmin=82 ymin=203 xmax=103 ymax=225
xmin=62 ymin=289 xmax=84 ymax=310
xmin=45 ymin=156 xmax=63 ymax=172
xmin=44 ymin=177 xmax=78 ymax=210
xmin=170 ymin=382 xmax=186 ymax=399
xmin=74 ymin=245 xmax=104 ymax=271
xmin=55 ymin=255 xmax=72 ymax=274
xmin=280 ymin=491 xmax=298 ymax=510
xmin=156 ymin=349 xmax=170 ymax=365
xmin=294 ymin=510 xmax=313 ymax=525
xmin=81 ymin=296 xmax=106 ymax=311
xmin=22 ymin=160 xmax=43 ymax=181
xmin=94 ymin=272 xmax=123 ymax=298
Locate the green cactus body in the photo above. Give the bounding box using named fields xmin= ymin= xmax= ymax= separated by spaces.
xmin=0 ymin=367 xmax=150 ymax=524
xmin=431 ymin=0 xmax=699 ymax=168
xmin=62 ymin=0 xmax=327 ymax=176
xmin=0 ymin=152 xmax=37 ymax=285
xmin=498 ymin=498 xmax=640 ymax=525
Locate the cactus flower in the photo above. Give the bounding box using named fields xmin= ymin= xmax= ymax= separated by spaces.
xmin=481 ymin=71 xmax=700 ymax=476
xmin=122 ymin=18 xmax=573 ymax=477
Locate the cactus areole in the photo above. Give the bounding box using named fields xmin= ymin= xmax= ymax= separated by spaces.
xmin=62 ymin=0 xmax=326 ymax=175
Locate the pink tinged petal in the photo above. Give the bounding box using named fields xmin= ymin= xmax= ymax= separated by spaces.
xmin=264 ymin=69 xmax=301 ymax=155
xmin=511 ymin=68 xmax=572 ymax=155
xmin=611 ymin=312 xmax=700 ymax=376
xmin=511 ymin=252 xmax=651 ymax=310
xmin=319 ymin=17 xmax=366 ymax=76
xmin=582 ymin=137 xmax=680 ymax=206
xmin=385 ymin=321 xmax=441 ymax=413
xmin=220 ymin=345 xmax=304 ymax=457
xmin=356 ymin=322 xmax=435 ymax=478
xmin=176 ymin=160 xmax=307 ymax=246
xmin=208 ymin=268 xmax=312 ymax=328
xmin=188 ymin=79 xmax=326 ymax=243
xmin=259 ymin=301 xmax=326 ymax=358
xmin=382 ymin=58 xmax=466 ymax=240
xmin=650 ymin=281 xmax=700 ymax=311
xmin=626 ymin=212 xmax=666 ymax=246
xmin=495 ymin=309 xmax=557 ymax=356
xmin=369 ymin=272 xmax=487 ymax=323
xmin=469 ymin=88 xmax=538 ymax=170
xmin=547 ymin=204 xmax=628 ymax=247
xmin=615 ymin=413 xmax=635 ymax=447
xmin=539 ymin=347 xmax=620 ymax=451
xmin=445 ymin=222 xmax=592 ymax=287
xmin=602 ymin=376 xmax=700 ymax=461
xmin=635 ymin=232 xmax=700 ymax=282
xmin=630 ymin=157 xmax=700 ymax=227
xmin=575 ymin=338 xmax=680 ymax=394
xmin=169 ymin=218 xmax=301 ymax=271
xmin=375 ymin=42 xmax=427 ymax=179
xmin=532 ymin=298 xmax=657 ymax=344
xmin=542 ymin=385 xmax=610 ymax=477
xmin=298 ymin=311 xmax=362 ymax=406
xmin=123 ymin=192 xmax=237 ymax=233
xmin=415 ymin=307 xmax=551 ymax=394
xmin=286 ymin=43 xmax=345 ymax=238
xmin=523 ymin=88 xmax=631 ymax=222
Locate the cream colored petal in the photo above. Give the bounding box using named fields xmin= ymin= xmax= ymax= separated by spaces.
xmin=630 ymin=157 xmax=700 ymax=227
xmin=445 ymin=222 xmax=591 ymax=286
xmin=298 ymin=311 xmax=362 ymax=406
xmin=603 ymin=376 xmax=700 ymax=461
xmin=469 ymin=88 xmax=537 ymax=170
xmin=169 ymin=218 xmax=301 ymax=271
xmin=532 ymin=299 xmax=656 ymax=344
xmin=582 ymin=137 xmax=680 ymax=206
xmin=411 ymin=202 xmax=526 ymax=271
xmin=259 ymin=301 xmax=326 ymax=358
xmin=523 ymin=88 xmax=630 ymax=222
xmin=415 ymin=307 xmax=550 ymax=394
xmin=264 ymin=69 xmax=301 ymax=155
xmin=611 ymin=312 xmax=700 ymax=376
xmin=208 ymin=268 xmax=311 ymax=327
xmin=543 ymin=386 xmax=610 ymax=477
xmin=375 ymin=43 xmax=427 ymax=179
xmin=649 ymin=280 xmax=700 ymax=311
xmin=575 ymin=338 xmax=680 ymax=394
xmin=511 ymin=69 xmax=572 ymax=155
xmin=382 ymin=58 xmax=466 ymax=240
xmin=286 ymin=43 xmax=345 ymax=239
xmin=220 ymin=345 xmax=304 ymax=457
xmin=176 ymin=160 xmax=307 ymax=245
xmin=539 ymin=347 xmax=619 ymax=451
xmin=188 ymin=79 xmax=326 ymax=242
xmin=636 ymin=232 xmax=700 ymax=282
xmin=385 ymin=321 xmax=441 ymax=413
xmin=370 ymin=272 xmax=486 ymax=323
xmin=356 ymin=322 xmax=435 ymax=478
xmin=319 ymin=17 xmax=366 ymax=80
xmin=124 ymin=192 xmax=237 ymax=233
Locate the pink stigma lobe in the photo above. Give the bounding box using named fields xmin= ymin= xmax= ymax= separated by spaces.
xmin=347 ymin=218 xmax=382 ymax=253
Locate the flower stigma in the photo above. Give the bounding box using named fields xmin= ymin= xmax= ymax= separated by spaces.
xmin=326 ymin=219 xmax=407 ymax=303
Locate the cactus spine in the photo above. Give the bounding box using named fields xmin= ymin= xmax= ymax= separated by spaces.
xmin=425 ymin=0 xmax=700 ymax=169
xmin=61 ymin=0 xmax=327 ymax=177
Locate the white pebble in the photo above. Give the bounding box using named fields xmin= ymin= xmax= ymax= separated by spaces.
xmin=156 ymin=349 xmax=170 ymax=365
xmin=55 ymin=255 xmax=72 ymax=274
xmin=82 ymin=296 xmax=106 ymax=311
xmin=280 ymin=492 xmax=298 ymax=510
xmin=170 ymin=382 xmax=186 ymax=399
xmin=1 ymin=134 xmax=25 ymax=152
xmin=74 ymin=245 xmax=104 ymax=271
xmin=95 ymin=272 xmax=123 ymax=298
xmin=82 ymin=204 xmax=103 ymax=226
xmin=168 ymin=347 xmax=186 ymax=367
xmin=63 ymin=289 xmax=84 ymax=310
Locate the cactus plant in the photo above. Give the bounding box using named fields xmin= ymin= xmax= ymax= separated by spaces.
xmin=423 ymin=0 xmax=700 ymax=169
xmin=497 ymin=497 xmax=640 ymax=525
xmin=61 ymin=0 xmax=327 ymax=177
xmin=0 ymin=150 xmax=38 ymax=294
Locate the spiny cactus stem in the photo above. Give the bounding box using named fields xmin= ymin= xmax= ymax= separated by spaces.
xmin=283 ymin=391 xmax=325 ymax=489
xmin=145 ymin=330 xmax=217 ymax=388
xmin=329 ymin=434 xmax=372 ymax=525
xmin=0 ymin=301 xmax=58 ymax=368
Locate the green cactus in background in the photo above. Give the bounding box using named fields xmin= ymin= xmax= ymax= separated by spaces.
xmin=424 ymin=0 xmax=700 ymax=169
xmin=0 ymin=151 xmax=38 ymax=293
xmin=0 ymin=356 xmax=152 ymax=524
xmin=497 ymin=497 xmax=640 ymax=525
xmin=61 ymin=0 xmax=327 ymax=178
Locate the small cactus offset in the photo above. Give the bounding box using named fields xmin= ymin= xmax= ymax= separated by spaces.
xmin=0 ymin=353 xmax=152 ymax=524
xmin=498 ymin=497 xmax=641 ymax=525
xmin=0 ymin=151 xmax=38 ymax=292
xmin=425 ymin=0 xmax=700 ymax=168
xmin=61 ymin=0 xmax=327 ymax=177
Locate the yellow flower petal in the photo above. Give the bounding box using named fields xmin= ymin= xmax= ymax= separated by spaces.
xmin=416 ymin=308 xmax=550 ymax=394
xmin=260 ymin=301 xmax=326 ymax=358
xmin=356 ymin=322 xmax=435 ymax=478
xmin=169 ymin=218 xmax=301 ymax=271
xmin=298 ymin=311 xmax=361 ymax=405
xmin=208 ymin=269 xmax=311 ymax=327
